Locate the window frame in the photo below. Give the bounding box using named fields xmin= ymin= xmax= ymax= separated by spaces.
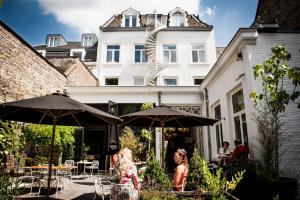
xmin=163 ymin=44 xmax=177 ymax=63
xmin=106 ymin=44 xmax=120 ymax=63
xmin=230 ymin=88 xmax=249 ymax=147
xmin=124 ymin=15 xmax=138 ymax=27
xmin=191 ymin=44 xmax=206 ymax=63
xmin=134 ymin=45 xmax=148 ymax=63
xmin=163 ymin=77 xmax=178 ymax=86
xmin=48 ymin=37 xmax=59 ymax=47
xmin=213 ymin=104 xmax=223 ymax=152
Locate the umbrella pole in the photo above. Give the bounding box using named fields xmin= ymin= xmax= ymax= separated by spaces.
xmin=161 ymin=124 xmax=165 ymax=169
xmin=47 ymin=118 xmax=57 ymax=197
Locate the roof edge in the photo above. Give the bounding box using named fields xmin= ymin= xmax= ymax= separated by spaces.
xmin=200 ymin=28 xmax=258 ymax=89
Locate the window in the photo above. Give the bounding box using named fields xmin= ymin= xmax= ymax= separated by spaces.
xmin=83 ymin=36 xmax=93 ymax=47
xmin=135 ymin=45 xmax=147 ymax=63
xmin=172 ymin=13 xmax=185 ymax=27
xmin=164 ymin=78 xmax=177 ymax=86
xmin=105 ymin=78 xmax=118 ymax=85
xmin=48 ymin=37 xmax=59 ymax=47
xmin=163 ymin=45 xmax=176 ymax=63
xmin=124 ymin=15 xmax=137 ymax=27
xmin=106 ymin=45 xmax=120 ymax=63
xmin=73 ymin=52 xmax=82 ymax=60
xmin=192 ymin=44 xmax=206 ymax=63
xmin=134 ymin=77 xmax=144 ymax=86
xmin=194 ymin=78 xmax=204 ymax=85
xmin=231 ymin=89 xmax=249 ymax=147
xmin=214 ymin=105 xmax=223 ymax=151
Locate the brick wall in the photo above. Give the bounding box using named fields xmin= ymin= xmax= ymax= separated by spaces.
xmin=0 ymin=22 xmax=67 ymax=102
xmin=48 ymin=58 xmax=98 ymax=87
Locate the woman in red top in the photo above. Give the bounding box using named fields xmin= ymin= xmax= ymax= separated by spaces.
xmin=173 ymin=148 xmax=189 ymax=191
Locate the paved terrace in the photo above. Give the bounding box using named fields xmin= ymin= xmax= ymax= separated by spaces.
xmin=17 ymin=176 xmax=110 ymax=200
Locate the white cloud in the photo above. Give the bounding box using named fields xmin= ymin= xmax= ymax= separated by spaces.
xmin=199 ymin=6 xmax=216 ymax=18
xmin=37 ymin=0 xmax=199 ymax=34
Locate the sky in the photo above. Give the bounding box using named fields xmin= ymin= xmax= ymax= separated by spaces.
xmin=0 ymin=0 xmax=258 ymax=47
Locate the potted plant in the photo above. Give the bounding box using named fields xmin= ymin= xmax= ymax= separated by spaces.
xmin=250 ymin=45 xmax=299 ymax=199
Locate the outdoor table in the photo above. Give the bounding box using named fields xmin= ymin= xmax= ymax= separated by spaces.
xmin=76 ymin=161 xmax=92 ymax=176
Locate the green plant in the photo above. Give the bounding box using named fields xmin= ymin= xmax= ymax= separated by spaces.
xmin=186 ymin=148 xmax=204 ymax=191
xmin=0 ymin=175 xmax=21 ymax=200
xmin=199 ymin=159 xmax=244 ymax=200
xmin=250 ymin=45 xmax=300 ymax=180
xmin=140 ymin=103 xmax=154 ymax=153
xmin=144 ymin=149 xmax=170 ymax=191
xmin=119 ymin=126 xmax=139 ymax=158
xmin=140 ymin=187 xmax=177 ymax=200
xmin=0 ymin=120 xmax=24 ymax=169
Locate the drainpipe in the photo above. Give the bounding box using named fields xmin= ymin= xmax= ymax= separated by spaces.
xmin=204 ymin=88 xmax=212 ymax=161
xmin=158 ymin=91 xmax=161 ymax=106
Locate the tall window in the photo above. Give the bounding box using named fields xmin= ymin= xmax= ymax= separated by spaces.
xmin=105 ymin=78 xmax=119 ymax=85
xmin=164 ymin=78 xmax=177 ymax=86
xmin=232 ymin=89 xmax=249 ymax=147
xmin=163 ymin=45 xmax=176 ymax=63
xmin=214 ymin=105 xmax=223 ymax=151
xmin=124 ymin=15 xmax=137 ymax=27
xmin=48 ymin=37 xmax=59 ymax=47
xmin=135 ymin=45 xmax=147 ymax=63
xmin=192 ymin=44 xmax=206 ymax=63
xmin=106 ymin=45 xmax=120 ymax=63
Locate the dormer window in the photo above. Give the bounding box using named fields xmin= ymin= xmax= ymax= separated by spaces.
xmin=122 ymin=8 xmax=140 ymax=27
xmin=169 ymin=7 xmax=187 ymax=27
xmin=124 ymin=15 xmax=137 ymax=27
xmin=83 ymin=36 xmax=93 ymax=47
xmin=48 ymin=37 xmax=59 ymax=47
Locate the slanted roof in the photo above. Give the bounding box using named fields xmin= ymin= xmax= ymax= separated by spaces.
xmin=101 ymin=7 xmax=212 ymax=29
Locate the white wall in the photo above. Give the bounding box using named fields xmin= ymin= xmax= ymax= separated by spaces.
xmin=202 ymin=31 xmax=300 ymax=195
xmin=97 ymin=30 xmax=216 ymax=86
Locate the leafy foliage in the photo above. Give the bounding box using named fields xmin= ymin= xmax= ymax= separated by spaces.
xmin=186 ymin=148 xmax=204 ymax=191
xmin=199 ymin=159 xmax=244 ymax=200
xmin=144 ymin=149 xmax=170 ymax=191
xmin=119 ymin=126 xmax=139 ymax=158
xmin=22 ymin=124 xmax=75 ymax=164
xmin=0 ymin=175 xmax=21 ymax=200
xmin=250 ymin=45 xmax=300 ymax=180
xmin=0 ymin=120 xmax=24 ymax=168
xmin=140 ymin=187 xmax=177 ymax=200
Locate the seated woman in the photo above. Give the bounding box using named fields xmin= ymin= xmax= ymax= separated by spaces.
xmin=173 ymin=148 xmax=189 ymax=192
xmin=218 ymin=141 xmax=231 ymax=166
xmin=112 ymin=148 xmax=139 ymax=200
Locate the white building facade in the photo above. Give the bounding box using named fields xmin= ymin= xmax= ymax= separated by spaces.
xmin=200 ymin=28 xmax=300 ymax=193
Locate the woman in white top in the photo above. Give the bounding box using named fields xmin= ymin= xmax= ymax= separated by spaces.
xmin=218 ymin=141 xmax=231 ymax=166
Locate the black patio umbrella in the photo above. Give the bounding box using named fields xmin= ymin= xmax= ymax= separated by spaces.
xmin=0 ymin=93 xmax=122 ymax=196
xmin=120 ymin=106 xmax=217 ymax=167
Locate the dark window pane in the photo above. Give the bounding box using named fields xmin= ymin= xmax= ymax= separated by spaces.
xmin=234 ymin=116 xmax=242 ymax=140
xmin=194 ymin=79 xmax=203 ymax=85
xmin=164 ymin=79 xmax=177 ymax=85
xmin=135 ymin=45 xmax=144 ymax=49
xmin=107 ymin=45 xmax=120 ymax=49
xmin=232 ymin=89 xmax=245 ymax=113
xmin=132 ymin=16 xmax=137 ymax=27
xmin=125 ymin=16 xmax=130 ymax=27
xmin=114 ymin=51 xmax=119 ymax=62
xmin=242 ymin=121 xmax=248 ymax=148
xmin=214 ymin=105 xmax=221 ymax=119
xmin=163 ymin=51 xmax=169 ymax=62
xmin=216 ymin=125 xmax=221 ymax=151
xmin=105 ymin=78 xmax=118 ymax=85
xmin=135 ymin=51 xmax=140 ymax=62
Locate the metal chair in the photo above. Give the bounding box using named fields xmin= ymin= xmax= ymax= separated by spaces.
xmin=85 ymin=160 xmax=99 ymax=177
xmin=93 ymin=177 xmax=111 ymax=200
